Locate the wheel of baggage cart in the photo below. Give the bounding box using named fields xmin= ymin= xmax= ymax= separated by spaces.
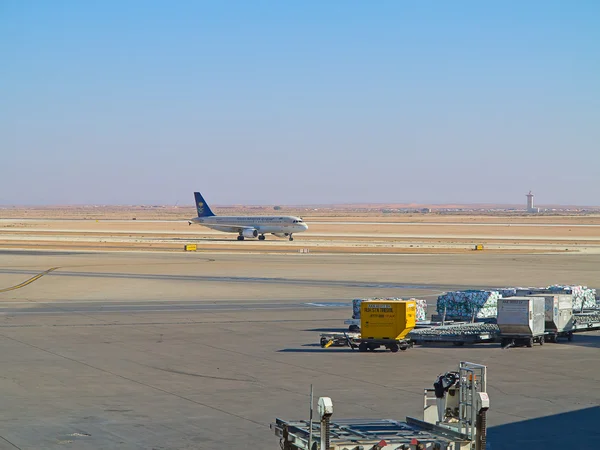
xmin=547 ymin=334 xmax=556 ymax=343
xmin=539 ymin=336 xmax=544 ymax=346
xmin=358 ymin=342 xmax=368 ymax=352
xmin=399 ymin=344 xmax=408 ymax=351
xmin=349 ymin=325 xmax=360 ymax=332
xmin=388 ymin=343 xmax=399 ymax=353
xmin=526 ymin=337 xmax=533 ymax=348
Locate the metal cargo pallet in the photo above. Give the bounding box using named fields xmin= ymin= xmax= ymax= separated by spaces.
xmin=572 ymin=312 xmax=600 ymax=332
xmin=272 ymin=417 xmax=470 ymax=450
xmin=431 ymin=314 xmax=497 ymax=324
xmin=409 ymin=323 xmax=499 ymax=346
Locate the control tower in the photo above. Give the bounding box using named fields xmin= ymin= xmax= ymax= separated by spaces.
xmin=526 ymin=191 xmax=538 ymax=213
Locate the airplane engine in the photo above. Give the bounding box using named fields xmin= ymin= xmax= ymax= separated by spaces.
xmin=242 ymin=229 xmax=259 ymax=238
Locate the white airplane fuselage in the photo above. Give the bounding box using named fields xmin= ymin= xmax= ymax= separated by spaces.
xmin=190 ymin=215 xmax=308 ymax=236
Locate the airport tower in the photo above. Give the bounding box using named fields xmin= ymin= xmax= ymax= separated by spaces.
xmin=526 ymin=191 xmax=538 ymax=213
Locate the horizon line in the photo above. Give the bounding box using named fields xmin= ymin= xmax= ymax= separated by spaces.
xmin=2 ymin=202 xmax=600 ymax=209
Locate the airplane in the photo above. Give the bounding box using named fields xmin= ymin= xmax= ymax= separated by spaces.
xmin=188 ymin=192 xmax=308 ymax=241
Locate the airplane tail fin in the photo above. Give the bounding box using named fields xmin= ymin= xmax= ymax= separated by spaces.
xmin=193 ymin=192 xmax=215 ymax=217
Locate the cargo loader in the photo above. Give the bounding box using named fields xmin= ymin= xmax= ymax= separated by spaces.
xmin=271 ymin=361 xmax=490 ymax=450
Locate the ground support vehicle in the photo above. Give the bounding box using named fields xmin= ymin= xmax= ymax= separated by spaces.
xmin=271 ymin=361 xmax=490 ymax=450
xmin=318 ymin=332 xmax=413 ymax=352
xmin=319 ymin=332 xmax=359 ymax=348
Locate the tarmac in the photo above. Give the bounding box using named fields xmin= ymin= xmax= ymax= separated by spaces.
xmin=0 ymin=250 xmax=599 ymax=449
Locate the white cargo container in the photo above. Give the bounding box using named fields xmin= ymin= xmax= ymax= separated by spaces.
xmin=498 ymin=297 xmax=546 ymax=347
xmin=528 ymin=294 xmax=573 ymax=335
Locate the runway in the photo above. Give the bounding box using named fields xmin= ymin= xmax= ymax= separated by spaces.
xmin=0 ymin=250 xmax=598 ymax=449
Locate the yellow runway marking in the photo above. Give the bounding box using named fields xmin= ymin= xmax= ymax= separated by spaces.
xmin=0 ymin=267 xmax=59 ymax=293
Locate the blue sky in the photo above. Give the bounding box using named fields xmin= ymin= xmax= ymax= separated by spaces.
xmin=2 ymin=1 xmax=599 ymax=205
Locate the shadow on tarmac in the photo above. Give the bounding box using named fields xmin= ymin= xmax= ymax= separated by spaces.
xmin=559 ymin=333 xmax=600 ymax=349
xmin=488 ymin=406 xmax=600 ymax=450
xmin=278 ymin=348 xmax=357 ymax=353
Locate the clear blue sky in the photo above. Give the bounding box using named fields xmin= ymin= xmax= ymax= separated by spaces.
xmin=2 ymin=1 xmax=599 ymax=206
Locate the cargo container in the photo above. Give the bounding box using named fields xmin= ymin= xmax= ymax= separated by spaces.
xmin=528 ymin=293 xmax=573 ymax=338
xmin=361 ymin=300 xmax=416 ymax=340
xmin=497 ymin=297 xmax=545 ymax=347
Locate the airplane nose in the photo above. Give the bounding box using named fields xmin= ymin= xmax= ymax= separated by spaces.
xmin=303 ymin=223 xmax=308 ymax=230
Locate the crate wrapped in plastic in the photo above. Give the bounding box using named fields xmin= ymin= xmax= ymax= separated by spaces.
xmin=436 ymin=290 xmax=501 ymax=319
xmin=352 ymin=299 xmax=363 ymax=319
xmin=546 ymin=285 xmax=597 ymax=310
xmin=409 ymin=298 xmax=428 ymax=322
xmin=493 ymin=285 xmax=596 ymax=311
xmin=497 ymin=288 xmax=517 ymax=298
xmin=353 ymin=297 xmax=427 ymax=322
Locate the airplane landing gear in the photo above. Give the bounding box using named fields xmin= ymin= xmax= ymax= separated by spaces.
xmin=289 ymin=234 xmax=294 ymax=241
xmin=258 ymin=235 xmax=266 ymax=241
xmin=237 ymin=235 xmax=244 ymax=241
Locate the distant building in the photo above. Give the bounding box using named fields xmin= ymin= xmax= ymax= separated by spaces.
xmin=526 ymin=191 xmax=539 ymax=213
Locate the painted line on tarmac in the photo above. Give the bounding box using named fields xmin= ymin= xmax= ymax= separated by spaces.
xmin=0 ymin=268 xmax=454 ymax=290
xmin=0 ymin=267 xmax=59 ymax=293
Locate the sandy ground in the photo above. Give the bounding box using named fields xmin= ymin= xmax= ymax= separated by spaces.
xmin=1 ymin=214 xmax=600 ymax=254
xmin=0 ymin=251 xmax=598 ymax=449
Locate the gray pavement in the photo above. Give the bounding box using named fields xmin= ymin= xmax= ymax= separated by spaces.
xmin=0 ymin=250 xmax=599 ymax=449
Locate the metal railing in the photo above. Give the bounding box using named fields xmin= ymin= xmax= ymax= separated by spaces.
xmin=458 ymin=361 xmax=487 ymax=441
